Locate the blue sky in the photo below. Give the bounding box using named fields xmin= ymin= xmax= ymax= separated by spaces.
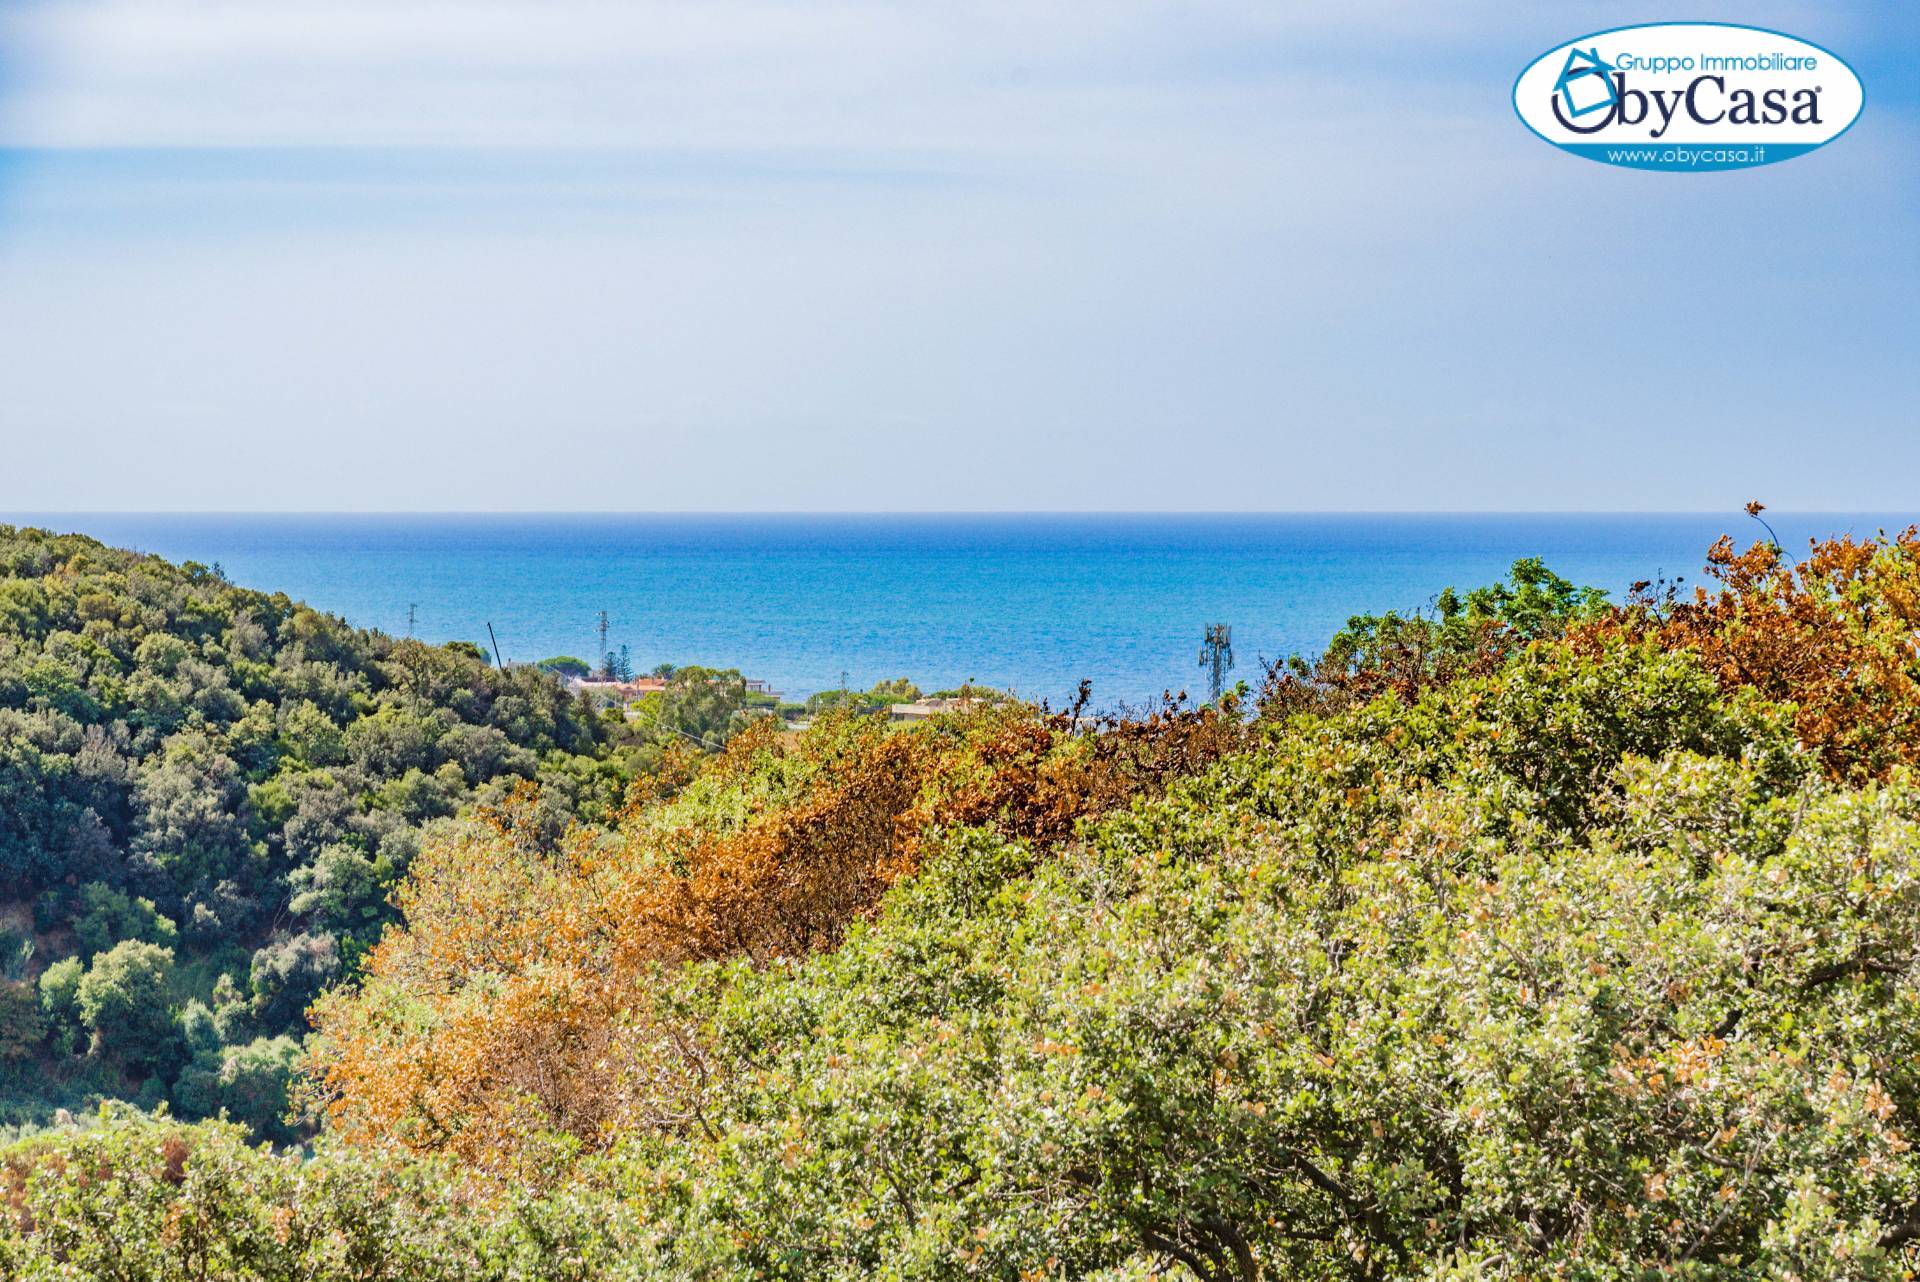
xmin=0 ymin=0 xmax=1914 ymax=512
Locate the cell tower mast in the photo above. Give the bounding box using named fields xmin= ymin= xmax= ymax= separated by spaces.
xmin=1198 ymin=624 xmax=1234 ymax=704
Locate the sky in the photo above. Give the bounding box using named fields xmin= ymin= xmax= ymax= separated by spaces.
xmin=0 ymin=0 xmax=1914 ymax=512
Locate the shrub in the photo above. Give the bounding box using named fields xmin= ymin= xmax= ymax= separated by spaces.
xmin=0 ymin=985 xmax=42 ymax=1061
xmin=642 ymin=715 xmax=1916 ymax=1279
xmin=306 ymin=700 xmax=1245 ymax=1173
xmin=0 ymin=1108 xmax=643 ymax=1280
xmin=18 ymin=532 xmax=1920 ymax=1280
xmin=1260 ymin=557 xmax=1610 ymax=719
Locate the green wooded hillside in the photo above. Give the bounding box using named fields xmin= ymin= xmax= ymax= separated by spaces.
xmin=0 ymin=525 xmax=632 ymax=1134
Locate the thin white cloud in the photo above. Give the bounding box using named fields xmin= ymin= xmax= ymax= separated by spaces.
xmin=0 ymin=0 xmax=1535 ymax=150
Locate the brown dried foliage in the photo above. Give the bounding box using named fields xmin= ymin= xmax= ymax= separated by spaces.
xmin=1580 ymin=529 xmax=1920 ymax=782
xmin=306 ymin=700 xmax=1246 ymax=1173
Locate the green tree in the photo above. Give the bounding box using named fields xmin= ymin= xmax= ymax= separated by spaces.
xmin=175 ymin=1035 xmax=304 ymax=1144
xmin=70 ymin=881 xmax=178 ymax=961
xmin=645 ymin=665 xmax=757 ymax=747
xmin=36 ymin=956 xmax=84 ymax=1055
xmin=247 ymin=932 xmax=338 ymax=1029
xmin=75 ymin=940 xmax=178 ymax=1071
xmin=805 ymin=677 xmax=921 ymax=716
xmin=634 ymin=647 xmax=1920 ymax=1282
xmin=1264 ymin=557 xmax=1612 ymax=717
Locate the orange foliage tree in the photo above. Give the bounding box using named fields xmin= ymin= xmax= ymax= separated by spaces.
xmin=305 ymin=700 xmax=1245 ymax=1174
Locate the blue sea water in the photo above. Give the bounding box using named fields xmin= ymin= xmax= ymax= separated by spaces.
xmin=9 ymin=513 xmax=1913 ymax=709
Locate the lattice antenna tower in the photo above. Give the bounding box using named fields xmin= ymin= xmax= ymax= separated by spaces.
xmin=1198 ymin=624 xmax=1234 ymax=703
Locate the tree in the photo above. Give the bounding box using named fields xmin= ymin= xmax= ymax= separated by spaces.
xmin=595 ymin=645 xmax=634 ymax=682
xmin=277 ymin=697 xmax=346 ymax=766
xmin=130 ymin=733 xmax=253 ymax=906
xmin=306 ymin=701 xmax=1247 ymax=1170
xmin=1592 ymin=528 xmax=1920 ymax=781
xmin=248 ymin=932 xmax=339 ymax=1030
xmin=70 ymin=881 xmax=178 ymax=961
xmin=0 ymin=1108 xmax=643 ymax=1278
xmin=1260 ymin=556 xmax=1610 ymax=719
xmin=648 ymin=666 xmax=754 ymax=746
xmin=537 ymin=655 xmax=592 ymax=680
xmin=806 ymin=677 xmax=922 ymax=717
xmin=20 ymin=534 xmax=1920 ymax=1278
xmin=640 ymin=646 xmax=1913 ymax=1282
xmin=75 ymin=940 xmax=178 ymax=1071
xmin=36 ymin=956 xmax=84 ymax=1055
xmin=175 ymin=1035 xmax=304 ymax=1144
xmin=286 ymin=843 xmax=391 ymax=946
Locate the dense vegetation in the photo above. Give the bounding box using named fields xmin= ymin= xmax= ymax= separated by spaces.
xmin=8 ymin=524 xmax=1920 ymax=1279
xmin=0 ymin=526 xmax=636 ymax=1133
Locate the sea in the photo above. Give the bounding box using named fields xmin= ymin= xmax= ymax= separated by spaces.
xmin=9 ymin=513 xmax=1912 ymax=709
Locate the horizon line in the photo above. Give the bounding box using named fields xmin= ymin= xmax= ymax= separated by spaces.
xmin=8 ymin=509 xmax=1912 ymax=520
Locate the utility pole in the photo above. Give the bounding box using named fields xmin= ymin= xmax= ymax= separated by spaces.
xmin=1198 ymin=624 xmax=1234 ymax=704
xmin=407 ymin=603 xmax=417 ymax=638
xmin=485 ymin=622 xmax=505 ymax=671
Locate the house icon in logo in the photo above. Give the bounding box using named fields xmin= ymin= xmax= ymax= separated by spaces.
xmin=1553 ymin=46 xmax=1617 ymax=117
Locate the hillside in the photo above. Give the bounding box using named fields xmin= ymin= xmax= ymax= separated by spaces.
xmin=0 ymin=525 xmax=637 ymax=1134
xmin=7 ymin=527 xmax=1920 ymax=1280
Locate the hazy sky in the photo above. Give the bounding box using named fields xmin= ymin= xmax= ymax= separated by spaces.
xmin=0 ymin=1 xmax=1914 ymax=512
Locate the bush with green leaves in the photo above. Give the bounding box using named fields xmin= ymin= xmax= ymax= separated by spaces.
xmin=1261 ymin=556 xmax=1614 ymax=718
xmin=69 ymin=881 xmax=178 ymax=962
xmin=0 ymin=1107 xmax=648 ymax=1281
xmin=0 ymin=984 xmax=42 ymax=1062
xmin=805 ymin=677 xmax=923 ymax=717
xmin=630 ymin=664 xmax=764 ymax=747
xmin=33 ymin=959 xmax=83 ymax=1057
xmin=172 ymin=1035 xmax=305 ymax=1146
xmin=623 ymin=642 xmax=1920 ymax=1280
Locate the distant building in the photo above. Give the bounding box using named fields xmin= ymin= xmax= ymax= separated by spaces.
xmin=888 ymin=696 xmax=980 ymax=722
xmin=567 ymin=676 xmax=667 ymax=701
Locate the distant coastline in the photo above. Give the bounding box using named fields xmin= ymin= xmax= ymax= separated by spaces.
xmin=8 ymin=512 xmax=1913 ymax=708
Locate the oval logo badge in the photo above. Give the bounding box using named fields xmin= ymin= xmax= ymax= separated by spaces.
xmin=1513 ymin=22 xmax=1863 ymax=171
